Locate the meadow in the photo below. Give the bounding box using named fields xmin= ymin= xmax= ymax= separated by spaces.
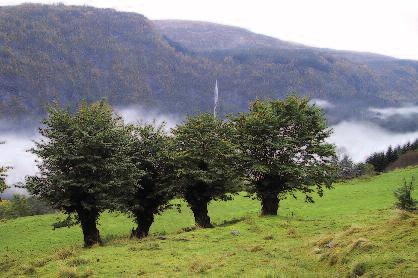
xmin=0 ymin=167 xmax=417 ymax=277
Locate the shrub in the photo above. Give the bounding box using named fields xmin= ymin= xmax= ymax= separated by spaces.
xmin=394 ymin=177 xmax=416 ymax=211
xmin=0 ymin=195 xmax=55 ymax=219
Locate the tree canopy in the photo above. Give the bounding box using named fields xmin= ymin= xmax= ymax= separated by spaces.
xmin=172 ymin=113 xmax=240 ymax=227
xmin=0 ymin=141 xmax=8 ymax=200
xmin=232 ymin=96 xmax=338 ymax=215
xmin=26 ymin=100 xmax=138 ymax=246
xmin=116 ymin=123 xmax=177 ymax=238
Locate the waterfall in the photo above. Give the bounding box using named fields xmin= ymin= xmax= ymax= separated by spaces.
xmin=213 ymin=80 xmax=219 ymax=118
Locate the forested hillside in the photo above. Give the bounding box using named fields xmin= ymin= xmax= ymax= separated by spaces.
xmin=0 ymin=4 xmax=418 ymax=124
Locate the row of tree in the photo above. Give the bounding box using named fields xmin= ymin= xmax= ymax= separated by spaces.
xmin=24 ymin=96 xmax=338 ymax=247
xmin=336 ymin=155 xmax=375 ymax=180
xmin=366 ymin=139 xmax=418 ymax=172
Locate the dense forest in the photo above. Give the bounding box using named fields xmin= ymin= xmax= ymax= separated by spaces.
xmin=0 ymin=4 xmax=417 ymax=129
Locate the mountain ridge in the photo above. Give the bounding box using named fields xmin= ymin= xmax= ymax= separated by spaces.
xmin=0 ymin=4 xmax=417 ymax=130
xmin=154 ymin=19 xmax=398 ymax=63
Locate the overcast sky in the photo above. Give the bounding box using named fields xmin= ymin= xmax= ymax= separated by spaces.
xmin=1 ymin=0 xmax=418 ymax=60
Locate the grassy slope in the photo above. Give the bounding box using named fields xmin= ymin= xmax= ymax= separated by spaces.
xmin=0 ymin=167 xmax=417 ymax=277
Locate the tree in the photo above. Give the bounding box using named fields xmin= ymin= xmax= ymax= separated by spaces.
xmin=337 ymin=155 xmax=357 ymax=180
xmin=0 ymin=168 xmax=7 ymax=202
xmin=394 ymin=177 xmax=416 ymax=211
xmin=0 ymin=141 xmax=9 ymax=201
xmin=172 ymin=114 xmax=239 ymax=228
xmin=232 ymin=97 xmax=338 ymax=215
xmin=366 ymin=139 xmax=418 ymax=172
xmin=26 ymin=101 xmax=137 ymax=247
xmin=117 ymin=123 xmax=176 ymax=239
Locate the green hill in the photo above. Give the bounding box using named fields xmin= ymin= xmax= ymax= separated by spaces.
xmin=1 ymin=167 xmax=417 ymax=277
xmin=1 ymin=4 xmax=418 ymax=128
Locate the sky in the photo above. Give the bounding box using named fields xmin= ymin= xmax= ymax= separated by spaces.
xmin=1 ymin=0 xmax=418 ymax=60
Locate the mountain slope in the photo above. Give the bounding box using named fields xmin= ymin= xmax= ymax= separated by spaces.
xmin=0 ymin=4 xmax=218 ymax=120
xmin=155 ymin=19 xmax=304 ymax=52
xmin=155 ymin=20 xmax=418 ymax=108
xmin=0 ymin=4 xmax=417 ymax=125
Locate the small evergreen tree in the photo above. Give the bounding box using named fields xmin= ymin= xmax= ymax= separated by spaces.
xmin=172 ymin=114 xmax=239 ymax=228
xmin=232 ymin=97 xmax=338 ymax=215
xmin=394 ymin=177 xmax=416 ymax=211
xmin=26 ymin=101 xmax=138 ymax=247
xmin=117 ymin=123 xmax=176 ymax=238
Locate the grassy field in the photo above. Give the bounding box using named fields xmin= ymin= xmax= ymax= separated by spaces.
xmin=0 ymin=167 xmax=417 ymax=277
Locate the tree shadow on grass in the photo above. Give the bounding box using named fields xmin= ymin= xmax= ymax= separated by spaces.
xmin=214 ymin=216 xmax=247 ymax=227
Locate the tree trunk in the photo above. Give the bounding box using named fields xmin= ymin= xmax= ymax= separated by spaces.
xmin=188 ymin=200 xmax=213 ymax=228
xmin=260 ymin=195 xmax=279 ymax=216
xmin=78 ymin=209 xmax=101 ymax=247
xmin=133 ymin=212 xmax=154 ymax=239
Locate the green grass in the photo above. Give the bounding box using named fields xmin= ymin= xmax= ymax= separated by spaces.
xmin=1 ymin=167 xmax=417 ymax=277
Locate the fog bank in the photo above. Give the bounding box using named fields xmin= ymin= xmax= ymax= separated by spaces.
xmin=116 ymin=106 xmax=182 ymax=131
xmin=329 ymin=121 xmax=418 ymax=162
xmin=0 ymin=132 xmax=38 ymax=197
xmin=369 ymin=105 xmax=418 ymax=119
xmin=1 ymin=109 xmax=417 ymax=198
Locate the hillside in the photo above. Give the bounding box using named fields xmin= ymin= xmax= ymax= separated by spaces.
xmin=0 ymin=4 xmax=217 ymax=120
xmin=0 ymin=4 xmax=418 ymax=127
xmin=386 ymin=151 xmax=418 ymax=171
xmin=1 ymin=167 xmax=417 ymax=277
xmin=154 ymin=20 xmax=305 ymax=52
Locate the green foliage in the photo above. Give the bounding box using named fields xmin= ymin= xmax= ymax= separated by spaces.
xmin=0 ymin=141 xmax=8 ymax=198
xmin=337 ymin=155 xmax=375 ymax=180
xmin=25 ymin=100 xmax=138 ymax=246
xmin=116 ymin=123 xmax=177 ymax=238
xmin=232 ymin=96 xmax=338 ymax=214
xmin=0 ymin=195 xmax=55 ymax=219
xmin=366 ymin=139 xmax=418 ymax=172
xmin=172 ymin=113 xmax=240 ymax=227
xmin=0 ymin=167 xmax=7 ymax=197
xmin=393 ymin=177 xmax=416 ymax=211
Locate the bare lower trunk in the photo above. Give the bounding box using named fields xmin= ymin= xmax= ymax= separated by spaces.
xmin=260 ymin=195 xmax=279 ymax=216
xmin=133 ymin=212 xmax=154 ymax=239
xmin=188 ymin=199 xmax=213 ymax=228
xmin=78 ymin=209 xmax=101 ymax=247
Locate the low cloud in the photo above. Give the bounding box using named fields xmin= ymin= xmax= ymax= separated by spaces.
xmin=329 ymin=121 xmax=418 ymax=162
xmin=1 ymin=109 xmax=417 ymax=199
xmin=0 ymin=132 xmax=38 ymax=197
xmin=116 ymin=105 xmax=182 ymax=131
xmin=310 ymin=99 xmax=334 ymax=109
xmin=369 ymin=105 xmax=418 ymax=119
xmin=0 ymin=106 xmax=181 ymax=198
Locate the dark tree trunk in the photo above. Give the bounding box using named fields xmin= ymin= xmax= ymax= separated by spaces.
xmin=260 ymin=195 xmax=279 ymax=215
xmin=133 ymin=212 xmax=154 ymax=239
xmin=77 ymin=209 xmax=101 ymax=247
xmin=188 ymin=199 xmax=213 ymax=228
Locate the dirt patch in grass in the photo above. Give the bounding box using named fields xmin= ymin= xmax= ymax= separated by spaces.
xmin=55 ymin=247 xmax=77 ymax=260
xmin=189 ymin=258 xmax=212 ymax=273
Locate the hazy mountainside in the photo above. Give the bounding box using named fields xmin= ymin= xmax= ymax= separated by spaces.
xmin=0 ymin=4 xmax=417 ymax=128
xmin=156 ymin=20 xmax=418 ymax=106
xmin=155 ymin=20 xmax=394 ymax=63
xmin=154 ymin=20 xmax=304 ymax=51
xmin=0 ymin=4 xmax=217 ymax=120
